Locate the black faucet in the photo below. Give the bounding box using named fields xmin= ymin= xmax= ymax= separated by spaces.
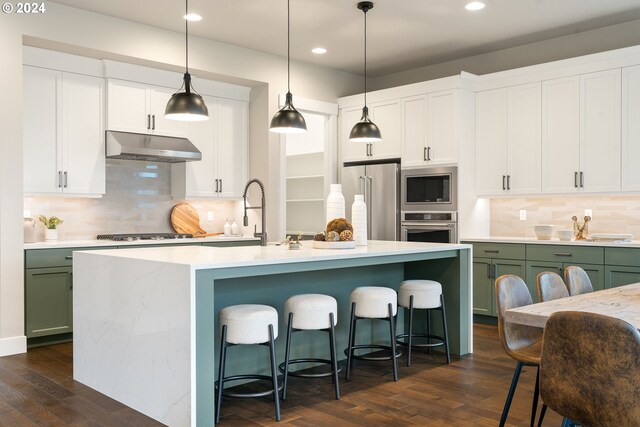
xmin=243 ymin=178 xmax=267 ymax=246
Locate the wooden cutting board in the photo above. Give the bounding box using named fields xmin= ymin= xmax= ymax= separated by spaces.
xmin=170 ymin=203 xmax=221 ymax=237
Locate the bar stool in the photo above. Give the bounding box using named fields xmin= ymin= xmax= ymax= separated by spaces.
xmin=280 ymin=294 xmax=340 ymax=400
xmin=345 ymin=286 xmax=400 ymax=382
xmin=215 ymin=304 xmax=281 ymax=424
xmin=396 ymin=280 xmax=450 ymax=366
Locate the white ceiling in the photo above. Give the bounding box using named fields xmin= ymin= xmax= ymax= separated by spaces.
xmin=53 ymin=0 xmax=640 ymax=77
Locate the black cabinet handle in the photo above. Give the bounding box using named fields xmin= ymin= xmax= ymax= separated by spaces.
xmin=215 ymin=179 xmax=219 ymax=192
xmin=152 ymin=115 xmax=155 ymax=130
xmin=580 ymin=171 xmax=584 ymax=188
xmin=147 ymin=114 xmax=151 ymax=130
xmin=63 ymin=171 xmax=68 ymax=188
xmin=58 ymin=171 xmax=62 ymax=188
xmin=502 ymin=175 xmax=506 ymax=190
xmin=486 ymin=263 xmax=491 ymax=279
xmin=574 ymin=171 xmax=578 ymax=188
xmin=553 ymin=252 xmax=572 ymax=257
xmin=65 ymin=256 xmax=73 ymax=259
xmin=427 ymin=146 xmax=431 ymax=161
xmin=507 ymin=175 xmax=511 ymax=190
xmin=423 ymin=147 xmax=427 ymax=161
xmin=483 ymin=249 xmax=499 ymax=253
xmin=219 ymin=179 xmax=223 ymax=192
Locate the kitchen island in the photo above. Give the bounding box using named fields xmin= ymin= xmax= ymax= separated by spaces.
xmin=73 ymin=241 xmax=471 ymax=427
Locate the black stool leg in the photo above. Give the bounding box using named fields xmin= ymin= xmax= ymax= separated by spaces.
xmin=499 ymin=362 xmax=524 ymax=427
xmin=282 ymin=312 xmax=293 ymax=400
xmin=440 ymin=294 xmax=451 ymax=364
xmin=268 ymin=324 xmax=281 ymax=422
xmin=426 ymin=306 xmax=432 ymax=354
xmin=215 ymin=325 xmax=228 ymax=425
xmin=407 ymin=296 xmax=414 ymax=367
xmin=388 ymin=303 xmax=399 ymax=382
xmin=530 ymin=366 xmax=540 ymax=427
xmin=345 ymin=302 xmax=356 ymax=380
xmin=328 ymin=312 xmax=340 ymax=399
xmin=538 ymin=404 xmax=548 ymax=427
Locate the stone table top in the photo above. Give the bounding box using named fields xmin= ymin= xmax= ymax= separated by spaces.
xmin=506 ymin=283 xmax=640 ymax=329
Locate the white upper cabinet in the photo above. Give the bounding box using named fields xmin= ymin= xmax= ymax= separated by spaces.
xmin=107 ymin=79 xmax=186 ymax=137
xmin=340 ymin=106 xmax=368 ymax=162
xmin=23 ymin=66 xmax=105 ymax=196
xmin=172 ymin=96 xmax=248 ymax=199
xmin=402 ymin=90 xmax=459 ymax=168
xmin=542 ymin=70 xmax=621 ymax=194
xmin=476 ymin=83 xmax=541 ymax=196
xmin=622 ymin=65 xmax=640 ymax=191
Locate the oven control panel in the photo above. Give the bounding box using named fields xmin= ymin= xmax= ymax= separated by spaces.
xmin=403 ymin=212 xmax=456 ymax=222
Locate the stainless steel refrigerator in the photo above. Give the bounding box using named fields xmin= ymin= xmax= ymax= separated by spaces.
xmin=341 ymin=161 xmax=400 ymax=241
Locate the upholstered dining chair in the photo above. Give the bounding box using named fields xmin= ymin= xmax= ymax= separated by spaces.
xmin=538 ymin=311 xmax=640 ymax=427
xmin=536 ymin=271 xmax=569 ymax=303
xmin=495 ymin=274 xmax=543 ymax=427
xmin=563 ymin=266 xmax=593 ymax=296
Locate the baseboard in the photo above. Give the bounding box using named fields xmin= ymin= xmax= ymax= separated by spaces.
xmin=0 ymin=335 xmax=27 ymax=356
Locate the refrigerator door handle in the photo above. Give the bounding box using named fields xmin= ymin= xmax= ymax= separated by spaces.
xmin=358 ymin=176 xmax=365 ymax=195
xmin=366 ymin=176 xmax=373 ymax=238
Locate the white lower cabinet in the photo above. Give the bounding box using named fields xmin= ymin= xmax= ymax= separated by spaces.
xmin=172 ymin=96 xmax=248 ymax=199
xmin=24 ymin=66 xmax=105 ymax=196
xmin=622 ymin=65 xmax=640 ymax=191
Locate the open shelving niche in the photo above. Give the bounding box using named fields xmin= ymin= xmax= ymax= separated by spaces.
xmin=285 ymin=151 xmax=325 ymax=236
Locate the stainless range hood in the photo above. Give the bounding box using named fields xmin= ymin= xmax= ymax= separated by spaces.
xmin=106 ymin=130 xmax=202 ymax=163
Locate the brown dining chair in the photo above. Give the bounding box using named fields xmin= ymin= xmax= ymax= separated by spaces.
xmin=538 ymin=311 xmax=640 ymax=427
xmin=536 ymin=271 xmax=569 ymax=302
xmin=563 ymin=266 xmax=593 ymax=296
xmin=495 ymin=274 xmax=543 ymax=427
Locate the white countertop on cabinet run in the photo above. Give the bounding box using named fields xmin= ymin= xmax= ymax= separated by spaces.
xmin=461 ymin=236 xmax=640 ymax=248
xmin=24 ymin=235 xmax=258 ymax=250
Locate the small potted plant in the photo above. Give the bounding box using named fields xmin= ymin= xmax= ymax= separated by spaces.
xmin=281 ymin=232 xmax=304 ymax=250
xmin=39 ymin=215 xmax=63 ymax=241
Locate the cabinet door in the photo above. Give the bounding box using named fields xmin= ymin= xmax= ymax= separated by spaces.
xmin=181 ymin=96 xmax=217 ymax=198
xmin=401 ymin=95 xmax=427 ymax=168
xmin=427 ymin=90 xmax=458 ymax=165
xmin=472 ymin=258 xmax=493 ymax=316
xmin=580 ymin=69 xmax=621 ymax=193
xmin=216 ymin=98 xmax=248 ymax=198
xmin=542 ymin=76 xmax=580 ymax=193
xmin=23 ymin=66 xmax=62 ymax=194
xmin=493 ymin=259 xmax=526 ymax=313
xmin=341 ymin=106 xmax=369 ymax=162
xmin=525 ymin=261 xmax=563 ymax=304
xmin=369 ymin=100 xmax=402 ymax=159
xmin=61 ymin=73 xmax=105 ymax=195
xmin=622 ymin=65 xmax=640 ymax=191
xmin=605 ymin=265 xmax=640 ymax=289
xmin=25 ymin=267 xmax=73 ymax=338
xmin=149 ymin=85 xmax=187 ymax=137
xmin=107 ymin=79 xmax=149 ymax=133
xmin=507 ymin=83 xmax=541 ymax=194
xmin=475 ymin=89 xmax=507 ymax=196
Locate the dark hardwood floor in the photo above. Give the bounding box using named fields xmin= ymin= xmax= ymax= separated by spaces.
xmin=0 ymin=324 xmax=562 ymax=426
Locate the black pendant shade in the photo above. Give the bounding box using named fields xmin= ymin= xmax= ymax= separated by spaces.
xmin=166 ymin=0 xmax=209 ymax=121
xmin=270 ymin=0 xmax=307 ymax=134
xmin=350 ymin=1 xmax=382 ymax=143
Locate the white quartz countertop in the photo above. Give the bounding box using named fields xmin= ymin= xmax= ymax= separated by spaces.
xmin=461 ymin=236 xmax=640 ymax=248
xmin=75 ymin=240 xmax=471 ymax=270
xmin=24 ymin=235 xmax=259 ymax=250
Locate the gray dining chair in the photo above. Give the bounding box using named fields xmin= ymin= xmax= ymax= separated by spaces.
xmin=536 ymin=271 xmax=569 ymax=302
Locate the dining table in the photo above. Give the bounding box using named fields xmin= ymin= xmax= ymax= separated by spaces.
xmin=505 ymin=282 xmax=640 ymax=329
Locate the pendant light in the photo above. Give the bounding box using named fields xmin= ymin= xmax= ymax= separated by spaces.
xmin=269 ymin=0 xmax=307 ymax=134
xmin=349 ymin=1 xmax=381 ymax=142
xmin=165 ymin=0 xmax=209 ymax=121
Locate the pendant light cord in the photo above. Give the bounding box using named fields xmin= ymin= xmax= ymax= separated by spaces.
xmin=185 ymin=0 xmax=189 ymax=73
xmin=287 ymin=0 xmax=291 ymax=93
xmin=363 ymin=6 xmax=367 ymax=107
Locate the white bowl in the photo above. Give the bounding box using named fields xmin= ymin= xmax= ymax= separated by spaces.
xmin=534 ymin=225 xmax=555 ymax=240
xmin=557 ymin=230 xmax=573 ymax=241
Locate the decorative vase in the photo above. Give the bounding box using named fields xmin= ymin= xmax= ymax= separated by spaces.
xmin=351 ymin=195 xmax=367 ymax=246
xmin=45 ymin=228 xmax=58 ymax=241
xmin=326 ymin=184 xmax=345 ymax=224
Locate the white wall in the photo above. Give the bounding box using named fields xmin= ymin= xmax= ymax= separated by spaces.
xmin=370 ymin=18 xmax=640 ymax=90
xmin=0 ymin=2 xmax=362 ymax=355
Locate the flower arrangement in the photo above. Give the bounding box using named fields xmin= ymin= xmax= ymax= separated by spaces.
xmin=38 ymin=215 xmax=64 ymax=229
xmin=281 ymin=232 xmax=304 ymax=249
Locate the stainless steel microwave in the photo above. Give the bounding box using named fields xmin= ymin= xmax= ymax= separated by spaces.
xmin=401 ymin=166 xmax=457 ymax=212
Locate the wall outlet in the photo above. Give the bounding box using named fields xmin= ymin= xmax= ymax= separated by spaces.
xmin=207 ymin=211 xmax=214 ymax=221
xmin=519 ymin=210 xmax=527 ymax=221
xmin=584 ymin=209 xmax=593 ymax=218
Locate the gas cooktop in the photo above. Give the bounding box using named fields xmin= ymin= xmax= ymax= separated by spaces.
xmin=96 ymin=233 xmax=193 ymax=242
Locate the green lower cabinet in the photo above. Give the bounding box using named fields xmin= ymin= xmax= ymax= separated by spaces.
xmin=472 ymin=257 xmax=525 ymax=316
xmin=25 ymin=267 xmax=73 ymax=338
xmin=605 ymin=265 xmax=640 ymax=288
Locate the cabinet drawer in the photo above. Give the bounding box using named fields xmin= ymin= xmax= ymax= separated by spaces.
xmin=526 ymin=245 xmax=603 ymax=264
xmin=25 ymin=246 xmax=117 ymax=269
xmin=471 ymin=243 xmax=525 ymax=260
xmin=604 ymin=247 xmax=640 ymax=267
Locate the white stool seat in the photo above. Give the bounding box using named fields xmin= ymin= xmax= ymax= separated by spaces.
xmin=350 ymin=286 xmax=397 ymax=318
xmin=399 ymin=280 xmax=442 ymax=309
xmin=285 ymin=294 xmax=337 ymax=330
xmin=219 ymin=304 xmax=278 ymax=345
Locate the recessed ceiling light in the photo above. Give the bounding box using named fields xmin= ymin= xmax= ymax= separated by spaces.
xmin=183 ymin=13 xmax=202 ymax=21
xmin=311 ymin=47 xmax=327 ymax=55
xmin=465 ymin=1 xmax=485 ymax=11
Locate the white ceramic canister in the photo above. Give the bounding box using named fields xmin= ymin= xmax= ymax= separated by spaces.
xmin=223 ymin=220 xmax=232 ymax=237
xmin=351 ymin=195 xmax=367 ymax=246
xmin=326 ymin=184 xmax=345 ymax=224
xmin=45 ymin=229 xmax=59 ymax=241
xmin=231 ymin=221 xmax=240 ymax=236
xmin=24 ymin=217 xmax=36 ymax=243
